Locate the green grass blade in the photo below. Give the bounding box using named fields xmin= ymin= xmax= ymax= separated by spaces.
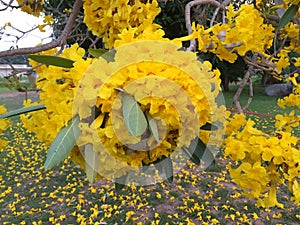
xmin=85 ymin=144 xmax=98 ymax=183
xmin=278 ymin=4 xmax=299 ymax=29
xmin=122 ymin=93 xmax=148 ymax=137
xmin=28 ymin=54 xmax=75 ymax=68
xmin=0 ymin=104 xmax=46 ymax=119
xmin=44 ymin=115 xmax=80 ymax=169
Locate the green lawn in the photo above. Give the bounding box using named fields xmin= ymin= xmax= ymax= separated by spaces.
xmin=223 ymin=85 xmax=280 ymax=115
xmin=0 ymin=85 xmax=299 ymax=224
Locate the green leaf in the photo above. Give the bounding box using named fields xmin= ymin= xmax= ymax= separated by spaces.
xmin=0 ymin=104 xmax=46 ymax=119
xmin=191 ymin=137 xmax=215 ymax=166
xmin=193 ymin=137 xmax=206 ymax=160
xmin=153 ymin=156 xmax=173 ymax=183
xmin=146 ymin=112 xmax=160 ymax=143
xmin=88 ymin=48 xmax=108 ymax=58
xmin=183 ymin=136 xmax=213 ymax=165
xmin=88 ymin=48 xmax=115 ymax=62
xmin=181 ymin=146 xmax=200 ymax=165
xmin=200 ymin=122 xmax=218 ymax=131
xmin=85 ymin=144 xmax=98 ymax=183
xmin=44 ymin=116 xmax=81 ymax=169
xmin=122 ymin=93 xmax=148 ymax=137
xmin=27 ymin=54 xmax=75 ymax=68
xmin=115 ymin=173 xmax=129 ymax=190
xmin=278 ymin=4 xmax=299 ymax=29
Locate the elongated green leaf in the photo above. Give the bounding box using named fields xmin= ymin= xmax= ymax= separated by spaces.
xmin=163 ymin=157 xmax=173 ymax=183
xmin=122 ymin=93 xmax=147 ymax=137
xmin=193 ymin=137 xmax=206 ymax=160
xmin=0 ymin=104 xmax=46 ymax=119
xmin=146 ymin=112 xmax=160 ymax=143
xmin=44 ymin=115 xmax=80 ymax=169
xmin=200 ymin=122 xmax=218 ymax=131
xmin=181 ymin=146 xmax=200 ymax=165
xmin=115 ymin=173 xmax=129 ymax=190
xmin=85 ymin=144 xmax=98 ymax=183
xmin=183 ymin=136 xmax=211 ymax=165
xmin=201 ymin=146 xmax=215 ymax=166
xmin=28 ymin=54 xmax=75 ymax=68
xmin=88 ymin=48 xmax=108 ymax=58
xmin=193 ymin=137 xmax=215 ymax=166
xmin=89 ymin=48 xmax=115 ymax=62
xmin=153 ymin=156 xmax=173 ymax=183
xmin=278 ymin=4 xmax=299 ymax=29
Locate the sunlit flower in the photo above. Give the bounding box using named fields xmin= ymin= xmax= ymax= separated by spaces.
xmin=21 ymin=44 xmax=94 ymax=146
xmin=83 ymin=0 xmax=161 ymax=49
xmin=16 ymin=0 xmax=44 ymax=16
xmin=73 ymin=40 xmax=221 ymax=179
xmin=0 ymin=105 xmax=10 ymax=149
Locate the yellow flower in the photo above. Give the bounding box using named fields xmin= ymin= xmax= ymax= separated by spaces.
xmin=16 ymin=0 xmax=44 ymax=16
xmin=43 ymin=15 xmax=54 ymax=25
xmin=73 ymin=41 xmax=223 ymax=181
xmin=21 ymin=44 xmax=94 ymax=146
xmin=257 ymin=186 xmax=284 ymax=208
xmin=0 ymin=105 xmax=10 ymax=149
xmin=37 ymin=24 xmax=46 ymax=32
xmin=83 ymin=0 xmax=161 ymax=48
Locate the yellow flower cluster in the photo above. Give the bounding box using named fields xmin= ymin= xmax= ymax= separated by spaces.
xmin=278 ymin=86 xmax=300 ymax=109
xmin=114 ymin=24 xmax=173 ymax=48
xmin=225 ymin=114 xmax=299 ymax=207
xmin=73 ymin=40 xmax=221 ymax=179
xmin=21 ymin=44 xmax=94 ymax=146
xmin=83 ymin=0 xmax=161 ymax=49
xmin=16 ymin=0 xmax=44 ymax=16
xmin=190 ymin=4 xmax=274 ymax=62
xmin=225 ymin=80 xmax=299 ymax=207
xmin=0 ymin=105 xmax=11 ymax=149
xmin=272 ymin=22 xmax=300 ymax=74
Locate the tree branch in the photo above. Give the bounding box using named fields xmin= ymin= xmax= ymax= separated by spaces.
xmin=0 ymin=0 xmax=83 ymax=57
xmin=185 ymin=0 xmax=229 ymax=51
xmin=232 ymin=54 xmax=258 ymax=114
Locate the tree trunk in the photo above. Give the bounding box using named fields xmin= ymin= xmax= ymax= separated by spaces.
xmin=222 ymin=76 xmax=230 ymax=92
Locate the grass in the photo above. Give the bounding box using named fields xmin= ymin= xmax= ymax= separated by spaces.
xmin=223 ymin=84 xmax=280 ymax=115
xmin=0 ymin=85 xmax=299 ymax=224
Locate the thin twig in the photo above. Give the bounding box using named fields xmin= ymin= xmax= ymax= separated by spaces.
xmin=210 ymin=6 xmax=220 ymax=27
xmin=0 ymin=0 xmax=83 ymax=57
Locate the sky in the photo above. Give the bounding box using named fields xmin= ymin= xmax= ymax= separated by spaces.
xmin=0 ymin=2 xmax=52 ymax=51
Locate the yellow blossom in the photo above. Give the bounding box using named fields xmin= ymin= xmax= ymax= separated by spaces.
xmin=83 ymin=0 xmax=161 ymax=48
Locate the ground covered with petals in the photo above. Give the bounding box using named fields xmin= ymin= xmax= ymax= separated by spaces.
xmin=1 ymin=120 xmax=300 ymax=225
